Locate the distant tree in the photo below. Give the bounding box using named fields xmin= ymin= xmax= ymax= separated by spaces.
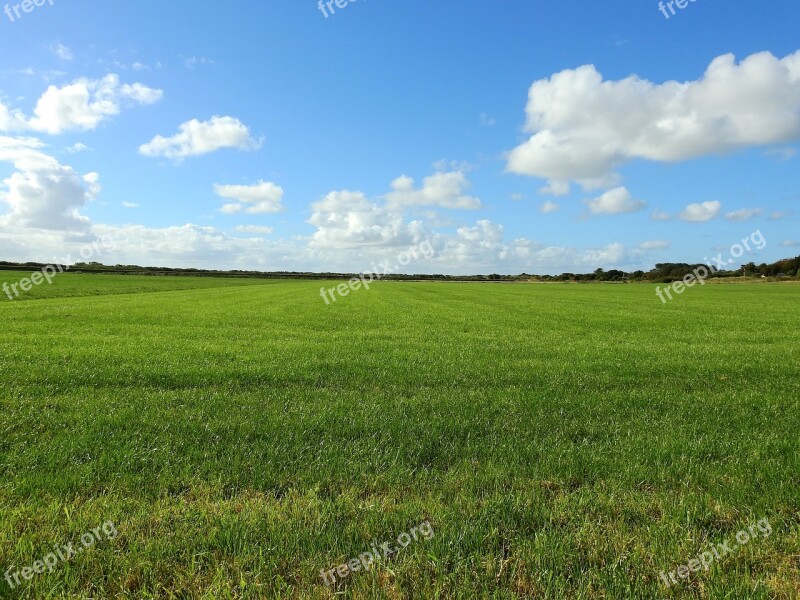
xmin=606 ymin=269 xmax=625 ymax=281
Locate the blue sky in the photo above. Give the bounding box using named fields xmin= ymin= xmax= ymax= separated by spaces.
xmin=0 ymin=0 xmax=798 ymax=274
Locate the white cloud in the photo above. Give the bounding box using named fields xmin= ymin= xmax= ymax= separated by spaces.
xmin=76 ymin=220 xmax=630 ymax=276
xmin=307 ymin=170 xmax=482 ymax=251
xmin=119 ymin=82 xmax=162 ymax=105
xmin=21 ymin=74 xmax=162 ymax=135
xmin=540 ymin=200 xmax=559 ymax=214
xmin=139 ymin=116 xmax=261 ymax=160
xmin=577 ymin=242 xmax=629 ymax=267
xmin=83 ymin=171 xmax=101 ymax=198
xmin=0 ymin=103 xmax=31 ymax=132
xmin=539 ymin=180 xmax=570 ymax=196
xmin=52 ymin=44 xmax=73 ymax=61
xmin=82 ymin=223 xmax=287 ymax=269
xmin=385 ymin=171 xmax=481 ymax=210
xmin=586 ymin=186 xmax=645 ymax=215
xmin=185 ymin=57 xmax=215 ymax=69
xmin=439 ymin=220 xmax=636 ymax=273
xmin=725 ymin=207 xmax=763 ymax=221
xmin=0 ymin=202 xmax=656 ymax=275
xmin=638 ymin=240 xmax=671 ymax=250
xmin=66 ymin=142 xmax=88 ymax=153
xmin=679 ymin=201 xmax=722 ymax=222
xmin=651 ymin=209 xmax=672 ymax=221
xmin=457 ymin=219 xmax=504 ymax=243
xmin=779 ymin=240 xmax=800 ymax=248
xmin=309 ymin=190 xmax=424 ymax=249
xmin=234 ymin=225 xmax=274 ymax=234
xmin=220 ymin=203 xmax=242 ymax=215
xmin=507 ymin=50 xmax=800 ymax=183
xmin=502 ymin=240 xmax=633 ymax=273
xmin=0 ymin=136 xmax=95 ymax=231
xmin=443 ymin=220 xmax=509 ymax=266
xmin=214 ymin=181 xmax=284 ymax=214
xmin=122 ymin=201 xmax=139 ymax=209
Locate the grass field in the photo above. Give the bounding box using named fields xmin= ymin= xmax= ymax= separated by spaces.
xmin=0 ymin=272 xmax=798 ymax=598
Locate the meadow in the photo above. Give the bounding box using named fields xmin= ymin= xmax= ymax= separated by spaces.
xmin=0 ymin=272 xmax=798 ymax=599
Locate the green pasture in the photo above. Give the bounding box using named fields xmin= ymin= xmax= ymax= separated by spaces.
xmin=0 ymin=274 xmax=797 ymax=598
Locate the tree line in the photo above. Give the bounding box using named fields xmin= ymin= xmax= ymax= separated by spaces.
xmin=0 ymin=256 xmax=798 ymax=282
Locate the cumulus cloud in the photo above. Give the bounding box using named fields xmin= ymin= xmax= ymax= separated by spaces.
xmin=139 ymin=116 xmax=261 ymax=160
xmin=725 ymin=208 xmax=763 ymax=221
xmin=0 ymin=220 xmax=299 ymax=271
xmin=309 ymin=169 xmax=484 ymax=250
xmin=235 ymin=225 xmax=274 ymax=234
xmin=539 ymin=180 xmax=570 ymax=196
xmin=679 ymin=201 xmax=722 ymax=222
xmin=66 ymin=142 xmax=88 ymax=153
xmin=441 ymin=220 xmax=510 ymax=266
xmin=0 ymin=103 xmax=27 ymax=131
xmin=499 ymin=239 xmax=633 ymax=273
xmin=585 ymin=186 xmax=645 ymax=215
xmin=540 ymin=200 xmax=559 ymax=214
xmin=309 ymin=190 xmax=424 ymax=249
xmin=88 ymin=223 xmax=288 ymax=269
xmin=19 ymin=74 xmax=163 ymax=134
xmin=214 ymin=181 xmax=284 ymax=214
xmin=0 ymin=136 xmax=96 ymax=232
xmin=385 ymin=171 xmax=481 ymax=210
xmin=432 ymin=219 xmax=637 ymax=274
xmin=507 ymin=50 xmax=800 ymax=184
xmin=120 ymin=82 xmax=163 ymax=105
xmin=651 ymin=209 xmax=672 ymax=221
xmin=457 ymin=219 xmax=504 ymax=243
xmin=220 ymin=203 xmax=242 ymax=215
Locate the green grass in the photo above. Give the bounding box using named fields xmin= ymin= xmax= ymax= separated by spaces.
xmin=0 ymin=276 xmax=798 ymax=598
xmin=0 ymin=271 xmax=278 ymax=302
